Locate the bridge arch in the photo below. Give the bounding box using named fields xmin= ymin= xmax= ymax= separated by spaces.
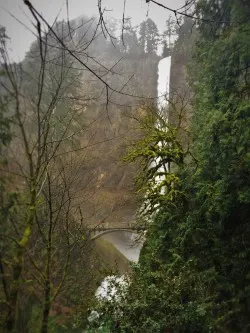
xmin=89 ymin=228 xmax=145 ymax=241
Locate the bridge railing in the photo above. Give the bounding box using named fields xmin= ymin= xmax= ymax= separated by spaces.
xmin=87 ymin=225 xmax=146 ymax=240
xmin=88 ymin=226 xmax=146 ymax=232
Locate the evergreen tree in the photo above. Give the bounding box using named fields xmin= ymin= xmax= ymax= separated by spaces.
xmin=163 ymin=15 xmax=177 ymax=51
xmin=121 ymin=19 xmax=139 ymax=55
xmin=161 ymin=40 xmax=170 ymax=57
xmin=138 ymin=18 xmax=159 ymax=55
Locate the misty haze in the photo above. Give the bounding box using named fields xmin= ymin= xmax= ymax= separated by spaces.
xmin=0 ymin=1 xmax=249 ymax=332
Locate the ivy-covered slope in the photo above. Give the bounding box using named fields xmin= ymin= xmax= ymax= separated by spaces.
xmin=104 ymin=1 xmax=250 ymax=332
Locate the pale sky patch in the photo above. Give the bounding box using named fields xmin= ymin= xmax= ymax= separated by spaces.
xmin=0 ymin=0 xmax=184 ymax=61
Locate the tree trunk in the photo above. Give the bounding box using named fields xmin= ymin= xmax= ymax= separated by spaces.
xmin=5 ymin=254 xmax=23 ymax=332
xmin=40 ymin=281 xmax=51 ymax=333
xmin=5 ymin=309 xmax=16 ymax=332
xmin=4 ymin=191 xmax=36 ymax=332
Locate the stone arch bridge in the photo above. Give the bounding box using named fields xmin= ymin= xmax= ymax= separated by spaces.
xmin=88 ymin=226 xmax=146 ymax=241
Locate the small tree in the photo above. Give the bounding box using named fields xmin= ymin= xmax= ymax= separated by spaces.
xmin=0 ymin=21 xmax=94 ymax=332
xmin=162 ymin=15 xmax=178 ymax=53
xmin=120 ymin=19 xmax=139 ymax=55
xmin=123 ymin=104 xmax=188 ymax=219
xmin=138 ymin=19 xmax=159 ymax=55
xmin=161 ymin=40 xmax=171 ymax=57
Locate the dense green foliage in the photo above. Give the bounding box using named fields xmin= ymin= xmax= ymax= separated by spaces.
xmin=97 ymin=1 xmax=250 ymax=332
xmin=123 ymin=107 xmax=184 ymax=217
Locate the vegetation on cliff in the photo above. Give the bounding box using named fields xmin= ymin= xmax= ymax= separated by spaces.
xmin=92 ymin=1 xmax=250 ymax=332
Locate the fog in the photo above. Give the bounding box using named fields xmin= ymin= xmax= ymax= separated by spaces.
xmin=101 ymin=231 xmax=145 ymax=262
xmin=0 ymin=0 xmax=184 ymax=61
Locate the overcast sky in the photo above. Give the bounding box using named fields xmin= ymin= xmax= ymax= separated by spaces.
xmin=0 ymin=0 xmax=184 ymax=61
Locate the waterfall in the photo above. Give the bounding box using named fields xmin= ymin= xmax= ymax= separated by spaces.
xmin=95 ymin=275 xmax=129 ymax=301
xmin=150 ymin=56 xmax=172 ymax=192
xmin=94 ymin=57 xmax=172 ymax=302
xmin=157 ymin=56 xmax=171 ymax=112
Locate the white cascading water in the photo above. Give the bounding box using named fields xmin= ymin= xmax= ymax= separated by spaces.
xmin=157 ymin=56 xmax=171 ymax=112
xmin=95 ymin=275 xmax=129 ymax=301
xmin=151 ymin=56 xmax=172 ymax=192
xmin=95 ymin=56 xmax=172 ymax=301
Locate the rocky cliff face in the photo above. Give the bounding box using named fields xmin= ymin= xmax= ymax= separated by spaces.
xmin=78 ymin=55 xmax=159 ymax=228
xmin=63 ymin=19 xmax=159 ymax=228
xmin=21 ymin=16 xmax=160 ymax=229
